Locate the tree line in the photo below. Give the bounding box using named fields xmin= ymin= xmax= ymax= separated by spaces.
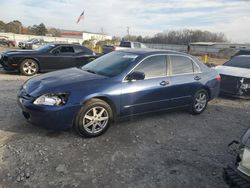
xmin=0 ymin=20 xmax=228 ymax=44
xmin=0 ymin=20 xmax=61 ymax=37
xmin=122 ymin=29 xmax=228 ymax=45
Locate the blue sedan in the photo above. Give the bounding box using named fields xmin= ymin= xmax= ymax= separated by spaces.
xmin=17 ymin=49 xmax=221 ymax=137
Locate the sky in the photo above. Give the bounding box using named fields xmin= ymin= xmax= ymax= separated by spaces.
xmin=0 ymin=0 xmax=250 ymax=43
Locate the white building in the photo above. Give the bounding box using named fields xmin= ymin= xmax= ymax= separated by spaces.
xmin=82 ymin=31 xmax=112 ymax=41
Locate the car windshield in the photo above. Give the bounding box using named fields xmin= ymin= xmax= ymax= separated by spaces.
xmin=81 ymin=51 xmax=138 ymax=77
xmin=224 ymin=56 xmax=250 ymax=69
xmin=36 ymin=44 xmax=55 ymax=52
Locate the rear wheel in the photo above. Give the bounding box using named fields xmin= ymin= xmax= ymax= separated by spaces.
xmin=189 ymin=89 xmax=208 ymax=115
xmin=20 ymin=59 xmax=38 ymax=76
xmin=74 ymin=99 xmax=113 ymax=137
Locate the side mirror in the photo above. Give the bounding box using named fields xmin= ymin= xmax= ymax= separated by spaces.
xmin=126 ymin=71 xmax=145 ymax=81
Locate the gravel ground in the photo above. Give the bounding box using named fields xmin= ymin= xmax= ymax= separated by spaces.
xmin=0 ymin=47 xmax=247 ymax=187
xmin=0 ymin=70 xmax=249 ymax=188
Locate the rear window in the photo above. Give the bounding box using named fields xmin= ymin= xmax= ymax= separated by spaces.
xmin=170 ymin=55 xmax=198 ymax=75
xmin=233 ymin=50 xmax=250 ymax=57
xmin=224 ymin=56 xmax=250 ymax=69
xmin=60 ymin=46 xmax=74 ymax=53
xmin=74 ymin=45 xmax=92 ymax=54
xmin=120 ymin=42 xmax=131 ymax=48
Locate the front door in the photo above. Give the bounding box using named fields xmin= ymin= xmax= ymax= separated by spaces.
xmin=42 ymin=45 xmax=76 ymax=70
xmin=120 ymin=55 xmax=173 ymax=116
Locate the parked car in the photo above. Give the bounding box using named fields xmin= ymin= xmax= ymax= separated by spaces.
xmin=215 ymin=55 xmax=250 ymax=99
xmin=102 ymin=41 xmax=147 ymax=54
xmin=17 ymin=49 xmax=221 ymax=137
xmin=0 ymin=43 xmax=97 ymax=76
xmin=18 ymin=38 xmax=45 ymax=49
xmin=232 ymin=49 xmax=250 ymax=58
xmin=0 ymin=36 xmax=15 ymax=47
xmin=224 ymin=128 xmax=250 ymax=187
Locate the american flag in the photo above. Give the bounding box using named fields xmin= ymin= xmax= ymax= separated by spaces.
xmin=76 ymin=11 xmax=84 ymax=24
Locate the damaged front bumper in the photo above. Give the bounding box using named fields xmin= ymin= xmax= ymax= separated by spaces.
xmin=224 ymin=130 xmax=250 ymax=187
xmin=220 ymin=74 xmax=250 ymax=99
xmin=224 ymin=165 xmax=250 ymax=188
xmin=0 ymin=55 xmax=16 ymax=71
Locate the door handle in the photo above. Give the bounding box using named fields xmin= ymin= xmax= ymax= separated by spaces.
xmin=160 ymin=81 xmax=170 ymax=86
xmin=194 ymin=76 xmax=201 ymax=81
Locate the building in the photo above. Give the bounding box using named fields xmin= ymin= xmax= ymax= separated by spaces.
xmin=60 ymin=29 xmax=112 ymax=41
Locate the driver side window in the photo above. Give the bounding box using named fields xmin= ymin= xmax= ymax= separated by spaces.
xmin=133 ymin=55 xmax=167 ymax=79
xmin=60 ymin=46 xmax=75 ymax=53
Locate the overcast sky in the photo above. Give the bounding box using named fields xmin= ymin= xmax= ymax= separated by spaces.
xmin=0 ymin=0 xmax=250 ymax=43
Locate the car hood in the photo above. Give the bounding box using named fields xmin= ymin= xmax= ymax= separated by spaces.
xmin=24 ymin=68 xmax=107 ymax=97
xmin=4 ymin=49 xmax=38 ymax=56
xmin=215 ymin=65 xmax=250 ymax=78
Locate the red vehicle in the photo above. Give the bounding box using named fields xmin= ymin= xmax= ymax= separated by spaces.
xmin=0 ymin=36 xmax=15 ymax=47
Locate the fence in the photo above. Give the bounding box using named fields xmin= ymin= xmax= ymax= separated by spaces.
xmin=145 ymin=43 xmax=250 ymax=57
xmin=0 ymin=32 xmax=84 ymax=45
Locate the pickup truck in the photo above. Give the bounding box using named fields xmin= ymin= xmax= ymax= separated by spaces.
xmin=102 ymin=41 xmax=147 ymax=54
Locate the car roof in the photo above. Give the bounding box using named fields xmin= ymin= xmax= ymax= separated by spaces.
xmin=52 ymin=43 xmax=82 ymax=46
xmin=119 ymin=48 xmax=186 ymax=56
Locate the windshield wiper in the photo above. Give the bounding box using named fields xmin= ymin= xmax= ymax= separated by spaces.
xmin=85 ymin=69 xmax=97 ymax=74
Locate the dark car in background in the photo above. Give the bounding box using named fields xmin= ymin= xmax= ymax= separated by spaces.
xmin=232 ymin=49 xmax=250 ymax=58
xmin=0 ymin=36 xmax=15 ymax=47
xmin=17 ymin=49 xmax=220 ymax=137
xmin=102 ymin=41 xmax=147 ymax=54
xmin=18 ymin=38 xmax=45 ymax=49
xmin=0 ymin=43 xmax=97 ymax=76
xmin=215 ymin=55 xmax=250 ymax=99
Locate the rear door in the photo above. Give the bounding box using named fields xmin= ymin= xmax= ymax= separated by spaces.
xmin=120 ymin=55 xmax=173 ymax=116
xmin=168 ymin=55 xmax=203 ymax=106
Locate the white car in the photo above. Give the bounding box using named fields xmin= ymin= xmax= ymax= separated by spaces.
xmin=215 ymin=55 xmax=250 ymax=98
xmin=224 ymin=128 xmax=250 ymax=187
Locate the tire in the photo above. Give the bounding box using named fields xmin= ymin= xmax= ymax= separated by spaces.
xmin=74 ymin=98 xmax=113 ymax=138
xmin=189 ymin=89 xmax=209 ymax=115
xmin=20 ymin=59 xmax=39 ymax=76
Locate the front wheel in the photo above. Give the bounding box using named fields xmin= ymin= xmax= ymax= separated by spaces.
xmin=189 ymin=89 xmax=208 ymax=115
xmin=20 ymin=59 xmax=39 ymax=76
xmin=74 ymin=99 xmax=113 ymax=137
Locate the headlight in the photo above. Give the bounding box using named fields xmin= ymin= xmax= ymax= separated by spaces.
xmin=33 ymin=93 xmax=69 ymax=106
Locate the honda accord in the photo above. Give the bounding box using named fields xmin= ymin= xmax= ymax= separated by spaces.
xmin=17 ymin=49 xmax=221 ymax=137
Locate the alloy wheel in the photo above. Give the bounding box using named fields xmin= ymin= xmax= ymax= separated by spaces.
xmin=82 ymin=106 xmax=109 ymax=134
xmin=23 ymin=60 xmax=37 ymax=75
xmin=194 ymin=92 xmax=207 ymax=112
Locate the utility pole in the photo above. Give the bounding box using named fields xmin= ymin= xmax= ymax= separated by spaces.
xmin=101 ymin=27 xmax=104 ymax=41
xmin=127 ymin=26 xmax=130 ymax=41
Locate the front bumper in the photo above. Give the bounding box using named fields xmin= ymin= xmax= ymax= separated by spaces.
xmin=17 ymin=95 xmax=80 ymax=130
xmin=220 ymin=75 xmax=250 ymax=99
xmin=0 ymin=56 xmax=16 ymax=71
xmin=224 ymin=165 xmax=250 ymax=188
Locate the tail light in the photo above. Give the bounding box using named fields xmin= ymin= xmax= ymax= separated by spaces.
xmin=216 ymin=75 xmax=221 ymax=81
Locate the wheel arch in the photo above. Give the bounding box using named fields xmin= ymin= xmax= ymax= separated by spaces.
xmin=20 ymin=57 xmax=40 ymax=70
xmin=201 ymin=86 xmax=211 ymax=100
xmin=81 ymin=95 xmax=117 ymax=121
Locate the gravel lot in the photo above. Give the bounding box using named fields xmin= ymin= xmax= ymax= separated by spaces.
xmin=0 ymin=69 xmax=249 ymax=188
xmin=0 ymin=47 xmax=249 ymax=187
